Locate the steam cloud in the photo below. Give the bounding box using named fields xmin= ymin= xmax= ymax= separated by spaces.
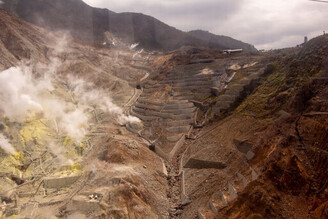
xmin=48 ymin=142 xmax=74 ymax=166
xmin=0 ymin=65 xmax=52 ymax=120
xmin=0 ymin=59 xmax=140 ymax=155
xmin=0 ymin=133 xmax=16 ymax=154
xmin=67 ymin=75 xmax=140 ymax=125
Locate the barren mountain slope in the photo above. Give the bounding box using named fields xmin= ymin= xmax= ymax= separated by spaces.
xmin=0 ymin=9 xmax=170 ymax=218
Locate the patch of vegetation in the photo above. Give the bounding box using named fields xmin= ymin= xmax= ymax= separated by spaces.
xmin=235 ymin=35 xmax=328 ymax=118
xmin=263 ymin=63 xmax=276 ymax=76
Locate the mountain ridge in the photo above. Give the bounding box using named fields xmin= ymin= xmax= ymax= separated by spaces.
xmin=1 ymin=0 xmax=257 ymax=52
xmin=189 ymin=29 xmax=257 ymax=53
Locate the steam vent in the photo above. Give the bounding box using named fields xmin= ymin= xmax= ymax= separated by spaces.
xmin=1 ymin=0 xmax=328 ymax=218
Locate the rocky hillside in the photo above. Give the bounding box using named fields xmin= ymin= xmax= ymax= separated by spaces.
xmin=0 ymin=9 xmax=171 ymax=218
xmin=198 ymin=35 xmax=328 ymax=218
xmin=1 ymin=0 xmax=256 ymax=52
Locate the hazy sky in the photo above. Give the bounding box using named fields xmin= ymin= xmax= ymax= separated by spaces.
xmin=83 ymin=0 xmax=328 ymax=49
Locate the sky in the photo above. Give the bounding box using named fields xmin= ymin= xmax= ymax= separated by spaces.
xmin=83 ymin=0 xmax=328 ymax=50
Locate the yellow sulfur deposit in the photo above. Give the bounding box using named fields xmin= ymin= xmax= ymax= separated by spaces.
xmin=55 ymin=161 xmax=82 ymax=176
xmin=13 ymin=152 xmax=23 ymax=161
xmin=63 ymin=136 xmax=75 ymax=147
xmin=0 ymin=154 xmax=22 ymax=175
xmin=72 ymin=162 xmax=82 ymax=171
xmin=19 ymin=119 xmax=49 ymax=145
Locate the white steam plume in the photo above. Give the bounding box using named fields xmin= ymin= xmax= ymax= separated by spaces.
xmin=48 ymin=142 xmax=73 ymax=166
xmin=0 ymin=34 xmax=140 ymax=146
xmin=0 ymin=66 xmax=52 ymax=120
xmin=67 ymin=75 xmax=141 ymax=125
xmin=41 ymin=98 xmax=89 ymax=142
xmin=0 ymin=65 xmax=89 ymax=142
xmin=0 ymin=35 xmax=140 ymax=162
xmin=0 ymin=134 xmax=16 ymax=154
xmin=0 ymin=61 xmax=140 ymax=146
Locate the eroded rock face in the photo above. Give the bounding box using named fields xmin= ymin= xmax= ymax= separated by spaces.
xmin=267 ymin=156 xmax=309 ymax=194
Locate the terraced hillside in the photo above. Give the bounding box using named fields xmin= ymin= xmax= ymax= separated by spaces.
xmin=212 ymin=63 xmax=266 ymax=114
xmin=180 ymin=35 xmax=328 ymax=218
xmin=126 ymin=35 xmax=328 ymax=219
xmin=130 ymin=55 xmax=263 ymax=161
xmin=126 ymin=52 xmax=268 ymax=217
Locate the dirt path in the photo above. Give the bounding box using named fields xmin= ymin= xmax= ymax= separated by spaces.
xmin=165 ymin=159 xmax=183 ymax=218
xmin=164 ymin=126 xmax=203 ymax=218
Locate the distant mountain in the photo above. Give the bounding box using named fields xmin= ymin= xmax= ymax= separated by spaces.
xmin=188 ymin=30 xmax=257 ymax=53
xmin=1 ymin=0 xmax=257 ymax=52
